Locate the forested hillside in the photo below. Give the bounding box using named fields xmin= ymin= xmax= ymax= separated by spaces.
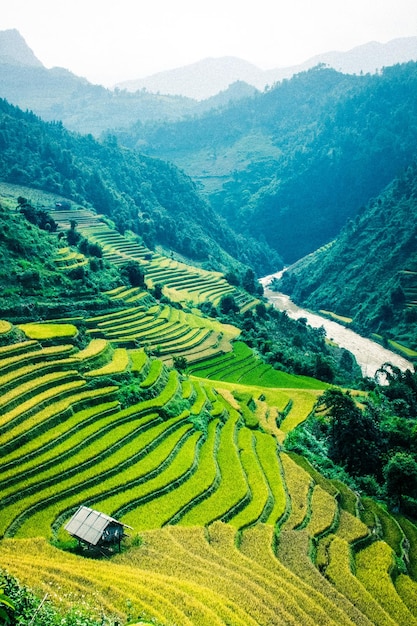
xmin=276 ymin=161 xmax=417 ymax=352
xmin=122 ymin=62 xmax=417 ymax=263
xmin=0 ymin=98 xmax=280 ymax=274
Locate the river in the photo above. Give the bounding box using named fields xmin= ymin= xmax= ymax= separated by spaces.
xmin=260 ymin=272 xmax=414 ymax=379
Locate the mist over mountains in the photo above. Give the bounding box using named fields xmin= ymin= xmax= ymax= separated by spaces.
xmin=115 ymin=37 xmax=417 ymax=100
xmin=2 ymin=27 xmax=417 ymax=349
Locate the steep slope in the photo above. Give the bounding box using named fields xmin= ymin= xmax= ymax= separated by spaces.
xmin=0 ymin=28 xmax=43 ymax=67
xmin=276 ymin=161 xmax=417 ymax=352
xmin=124 ymin=62 xmax=417 ymax=263
xmin=0 ymin=98 xmax=280 ymax=274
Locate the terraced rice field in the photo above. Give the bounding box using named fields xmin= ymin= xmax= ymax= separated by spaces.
xmin=188 ymin=340 xmax=328 ymax=389
xmin=1 ymin=194 xmax=416 ymax=625
xmin=60 ymin=209 xmax=260 ymax=309
xmin=85 ymin=296 xmax=239 ymax=364
xmin=1 ymin=320 xmax=416 ymax=624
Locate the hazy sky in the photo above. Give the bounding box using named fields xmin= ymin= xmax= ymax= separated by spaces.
xmin=2 ymin=0 xmax=417 ymax=86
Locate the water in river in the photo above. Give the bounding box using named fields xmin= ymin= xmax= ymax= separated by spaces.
xmin=260 ymin=273 xmax=414 ymax=379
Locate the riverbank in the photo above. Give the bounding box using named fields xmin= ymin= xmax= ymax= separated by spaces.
xmin=260 ymin=273 xmax=414 ymax=378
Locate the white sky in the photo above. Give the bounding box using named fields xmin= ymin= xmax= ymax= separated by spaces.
xmin=2 ymin=0 xmax=417 ymax=86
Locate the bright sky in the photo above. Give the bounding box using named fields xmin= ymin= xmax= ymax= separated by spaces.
xmin=2 ymin=0 xmax=417 ymax=86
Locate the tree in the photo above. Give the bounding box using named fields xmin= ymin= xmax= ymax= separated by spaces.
xmin=173 ymin=355 xmax=187 ymax=373
xmin=320 ymin=388 xmax=384 ymax=476
xmin=242 ymin=268 xmax=257 ymax=294
xmin=120 ymin=261 xmax=145 ymax=288
xmin=385 ymin=452 xmax=417 ymax=509
xmin=220 ymin=294 xmax=239 ymax=315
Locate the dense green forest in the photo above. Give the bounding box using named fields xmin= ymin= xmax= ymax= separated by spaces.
xmin=120 ymin=62 xmax=417 ymax=263
xmin=277 ymin=161 xmax=417 ymax=351
xmin=0 ymin=98 xmax=280 ymax=274
xmin=287 ymin=367 xmax=417 ymax=519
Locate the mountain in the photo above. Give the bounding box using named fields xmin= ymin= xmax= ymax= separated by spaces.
xmin=118 ymin=62 xmax=417 ymax=264
xmin=116 ymin=37 xmax=417 ymax=99
xmin=263 ymin=36 xmax=417 ymax=85
xmin=0 ymin=29 xmax=202 ymax=135
xmin=116 ymin=56 xmax=266 ymax=100
xmin=0 ymin=28 xmax=43 ymax=67
xmin=276 ymin=161 xmax=417 ymax=352
xmin=0 ymin=97 xmax=280 ymax=274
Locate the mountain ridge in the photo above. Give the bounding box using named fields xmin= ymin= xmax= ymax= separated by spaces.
xmin=116 ymin=36 xmax=417 ymax=99
xmin=0 ymin=28 xmax=43 ymax=68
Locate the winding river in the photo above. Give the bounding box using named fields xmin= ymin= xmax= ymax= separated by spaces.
xmin=260 ymin=273 xmax=414 ymax=379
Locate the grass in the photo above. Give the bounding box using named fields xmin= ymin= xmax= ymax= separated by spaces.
xmin=319 ymin=310 xmax=353 ymax=324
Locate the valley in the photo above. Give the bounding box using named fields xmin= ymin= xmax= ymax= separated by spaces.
xmin=261 ymin=274 xmax=414 ymax=378
xmin=1 ymin=28 xmax=417 ymax=626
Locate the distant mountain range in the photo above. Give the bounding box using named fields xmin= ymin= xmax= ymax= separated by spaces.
xmin=116 ymin=37 xmax=417 ymax=99
xmin=1 ymin=29 xmax=417 ymax=103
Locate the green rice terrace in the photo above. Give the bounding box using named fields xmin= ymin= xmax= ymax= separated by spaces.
xmin=0 ymin=186 xmax=417 ymax=626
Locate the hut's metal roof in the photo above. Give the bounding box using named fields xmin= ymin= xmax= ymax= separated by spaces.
xmin=64 ymin=506 xmax=124 ymax=546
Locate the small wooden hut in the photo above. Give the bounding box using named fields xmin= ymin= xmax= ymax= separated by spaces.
xmin=65 ymin=506 xmax=131 ymax=552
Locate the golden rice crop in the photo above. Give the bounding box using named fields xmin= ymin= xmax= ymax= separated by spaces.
xmin=208 ymin=522 xmax=350 ymax=626
xmin=305 ymin=485 xmax=337 ymax=537
xmin=1 ymin=409 xmax=160 ymax=502
xmin=85 ymin=348 xmax=130 ymax=376
xmin=336 ymin=508 xmax=369 ymax=544
xmin=132 ymin=525 xmax=297 ymax=625
xmin=73 ymin=338 xmax=109 ymax=360
xmin=0 ymin=343 xmax=74 ymax=374
xmin=0 ymin=320 xmax=12 ymax=334
xmin=17 ymin=322 xmax=78 ymax=340
xmin=280 ymin=453 xmax=312 ymax=530
xmin=274 ymin=529 xmax=372 ymax=626
xmin=0 ymin=369 xmax=80 ymax=413
xmin=227 ymin=428 xmax=270 ymax=529
xmin=0 ymin=379 xmax=86 ymax=432
xmin=94 ymin=430 xmax=201 ymax=528
xmin=129 ymin=348 xmax=148 ymax=374
xmin=326 ymin=536 xmax=398 ymax=626
xmin=122 ymin=419 xmax=220 ymax=529
xmin=14 ymin=418 xmax=191 ymax=539
xmin=0 ymin=401 xmax=119 ymax=478
xmin=178 ymin=409 xmax=249 ymax=526
xmin=256 ymin=432 xmax=287 ymax=525
xmin=280 ymin=390 xmax=319 ymax=433
xmin=355 ymin=541 xmax=417 ymax=625
xmin=395 ymin=574 xmax=417 ymax=617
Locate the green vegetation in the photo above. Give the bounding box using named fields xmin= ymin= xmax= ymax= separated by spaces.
xmin=2 ymin=56 xmax=417 ymax=625
xmin=0 ymin=99 xmax=279 ymax=274
xmin=120 ymin=63 xmax=417 ymax=265
xmin=277 ymin=161 xmax=417 ymax=353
